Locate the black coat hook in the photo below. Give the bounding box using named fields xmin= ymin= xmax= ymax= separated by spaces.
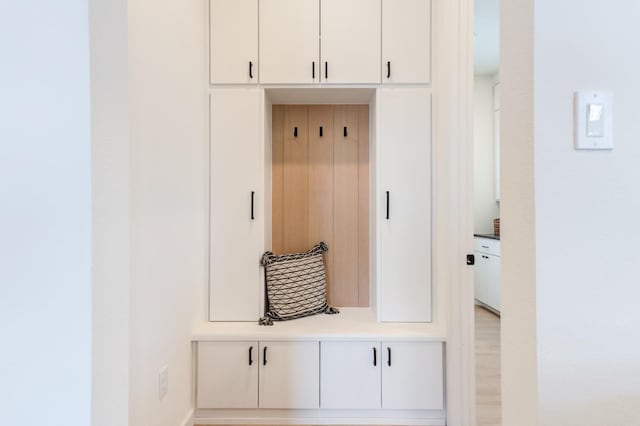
xmin=294 ymin=127 xmax=298 ymax=137
xmin=344 ymin=127 xmax=348 ymax=137
xmin=320 ymin=126 xmax=323 ymax=137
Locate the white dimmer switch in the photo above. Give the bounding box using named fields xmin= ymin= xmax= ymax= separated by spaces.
xmin=574 ymin=91 xmax=613 ymax=150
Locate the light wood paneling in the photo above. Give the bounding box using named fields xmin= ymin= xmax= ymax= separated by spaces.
xmin=308 ymin=106 xmax=335 ymax=304
xmin=271 ymin=105 xmax=284 ymax=254
xmin=272 ymin=105 xmax=369 ymax=307
xmin=358 ymin=105 xmax=370 ymax=307
xmin=333 ymin=105 xmax=360 ymax=306
xmin=282 ymin=106 xmax=309 ymax=253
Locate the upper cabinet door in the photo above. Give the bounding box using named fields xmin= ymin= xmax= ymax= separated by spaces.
xmin=382 ymin=0 xmax=431 ymax=84
xmin=260 ymin=0 xmax=320 ymax=84
xmin=210 ymin=0 xmax=258 ymax=84
xmin=321 ymin=0 xmax=381 ymax=84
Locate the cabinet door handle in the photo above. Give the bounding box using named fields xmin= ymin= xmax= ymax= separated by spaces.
xmin=325 ymin=61 xmax=328 ymax=80
xmin=481 ymin=245 xmax=490 ymax=249
xmin=387 ymin=61 xmax=391 ymax=79
xmin=294 ymin=127 xmax=298 ymax=138
xmin=319 ymin=126 xmax=323 ymax=137
xmin=250 ymin=191 xmax=255 ymax=220
xmin=263 ymin=347 xmax=268 ymax=366
xmin=343 ymin=127 xmax=348 ymax=137
xmin=249 ymin=346 xmax=254 ymax=365
xmin=373 ymin=347 xmax=377 ymax=366
xmin=386 ymin=191 xmax=390 ymax=220
xmin=312 ymin=61 xmax=315 ymax=79
xmin=387 ymin=347 xmax=391 ymax=366
xmin=249 ymin=61 xmax=254 ymax=79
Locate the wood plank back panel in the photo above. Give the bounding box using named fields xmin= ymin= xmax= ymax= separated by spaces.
xmin=282 ymin=106 xmax=309 ymax=253
xmin=272 ymin=105 xmax=369 ymax=307
xmin=332 ymin=105 xmax=360 ymax=306
xmin=308 ymin=106 xmax=335 ymax=304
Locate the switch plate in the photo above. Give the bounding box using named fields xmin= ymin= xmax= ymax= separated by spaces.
xmin=159 ymin=365 xmax=168 ymax=400
xmin=574 ymin=91 xmax=613 ymax=150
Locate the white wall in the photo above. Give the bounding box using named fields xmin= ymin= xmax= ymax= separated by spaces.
xmin=473 ymin=75 xmax=499 ymax=234
xmin=503 ymin=1 xmax=640 ymax=425
xmin=533 ymin=1 xmax=640 ymax=424
xmin=90 ymin=0 xmax=131 ymax=424
xmin=0 ymin=1 xmax=93 ymax=425
xmin=127 ymin=0 xmax=208 ymax=424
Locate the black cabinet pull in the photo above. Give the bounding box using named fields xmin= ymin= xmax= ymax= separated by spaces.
xmin=263 ymin=347 xmax=268 ymax=366
xmin=319 ymin=126 xmax=323 ymax=137
xmin=343 ymin=127 xmax=348 ymax=137
xmin=387 ymin=347 xmax=391 ymax=366
xmin=250 ymin=191 xmax=255 ymax=220
xmin=294 ymin=127 xmax=298 ymax=137
xmin=312 ymin=61 xmax=316 ymax=79
xmin=386 ymin=191 xmax=390 ymax=220
xmin=249 ymin=346 xmax=254 ymax=365
xmin=249 ymin=61 xmax=254 ymax=79
xmin=373 ymin=347 xmax=377 ymax=366
xmin=387 ymin=61 xmax=391 ymax=79
xmin=325 ymin=61 xmax=328 ymax=80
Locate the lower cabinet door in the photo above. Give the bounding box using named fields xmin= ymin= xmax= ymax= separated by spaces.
xmin=381 ymin=342 xmax=444 ymax=410
xmin=197 ymin=341 xmax=258 ymax=408
xmin=259 ymin=341 xmax=320 ymax=409
xmin=475 ymin=250 xmax=490 ymax=305
xmin=486 ymin=253 xmax=501 ymax=311
xmin=320 ymin=341 xmax=381 ymax=409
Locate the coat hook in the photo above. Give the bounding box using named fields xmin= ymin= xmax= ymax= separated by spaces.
xmin=320 ymin=126 xmax=323 ymax=137
xmin=344 ymin=127 xmax=348 ymax=137
xmin=294 ymin=127 xmax=298 ymax=138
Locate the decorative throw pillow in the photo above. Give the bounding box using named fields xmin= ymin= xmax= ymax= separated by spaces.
xmin=259 ymin=242 xmax=339 ymax=326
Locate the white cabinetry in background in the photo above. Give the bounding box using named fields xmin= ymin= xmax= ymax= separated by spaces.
xmin=382 ymin=0 xmax=431 ymax=84
xmin=474 ymin=236 xmax=501 ymax=312
xmin=209 ymin=0 xmax=258 ymax=84
xmin=259 ymin=341 xmax=320 ymax=409
xmin=209 ymin=90 xmax=263 ymax=321
xmin=197 ymin=341 xmax=259 ymax=408
xmin=378 ymin=89 xmax=432 ymax=322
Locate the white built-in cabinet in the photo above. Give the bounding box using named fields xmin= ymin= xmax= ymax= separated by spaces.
xmin=209 ymin=90 xmax=263 ymax=321
xmin=209 ymin=0 xmax=258 ymax=84
xmin=259 ymin=341 xmax=320 ymax=408
xmin=259 ymin=0 xmax=320 ymax=84
xmin=198 ymin=340 xmax=444 ymax=410
xmin=320 ymin=0 xmax=381 ymax=83
xmin=197 ymin=341 xmax=259 ymax=408
xmin=382 ymin=0 xmax=431 ymax=84
xmin=260 ymin=0 xmax=381 ymax=84
xmin=377 ymin=89 xmax=432 ymax=322
xmin=474 ymin=237 xmax=501 ymax=312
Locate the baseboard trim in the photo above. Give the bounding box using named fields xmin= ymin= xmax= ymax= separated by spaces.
xmin=193 ymin=409 xmax=446 ymax=426
xmin=180 ymin=408 xmax=194 ymax=426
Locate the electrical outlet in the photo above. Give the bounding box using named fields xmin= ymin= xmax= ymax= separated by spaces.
xmin=159 ymin=365 xmax=168 ymax=400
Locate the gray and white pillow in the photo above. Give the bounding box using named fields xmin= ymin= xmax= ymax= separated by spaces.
xmin=259 ymin=242 xmax=339 ymax=326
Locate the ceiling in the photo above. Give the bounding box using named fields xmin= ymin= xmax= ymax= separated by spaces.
xmin=474 ymin=0 xmax=500 ymax=76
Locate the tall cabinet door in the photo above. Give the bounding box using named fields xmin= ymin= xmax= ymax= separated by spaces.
xmin=197 ymin=341 xmax=259 ymax=408
xmin=259 ymin=341 xmax=320 ymax=409
xmin=209 ymin=0 xmax=258 ymax=84
xmin=210 ymin=90 xmax=263 ymax=321
xmin=260 ymin=0 xmax=319 ymax=84
xmin=320 ymin=341 xmax=381 ymax=409
xmin=320 ymin=0 xmax=381 ymax=84
xmin=381 ymin=342 xmax=444 ymax=410
xmin=382 ymin=0 xmax=431 ymax=84
xmin=377 ymin=88 xmax=432 ymax=322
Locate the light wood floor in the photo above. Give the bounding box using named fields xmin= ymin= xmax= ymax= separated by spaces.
xmin=475 ymin=304 xmax=502 ymax=426
xmin=197 ymin=307 xmax=501 ymax=426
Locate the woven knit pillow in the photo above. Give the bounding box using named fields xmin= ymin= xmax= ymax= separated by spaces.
xmin=259 ymin=242 xmax=339 ymax=326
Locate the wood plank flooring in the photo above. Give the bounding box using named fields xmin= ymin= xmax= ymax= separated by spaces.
xmin=475 ymin=304 xmax=502 ymax=426
xmin=196 ymin=306 xmax=501 ymax=426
